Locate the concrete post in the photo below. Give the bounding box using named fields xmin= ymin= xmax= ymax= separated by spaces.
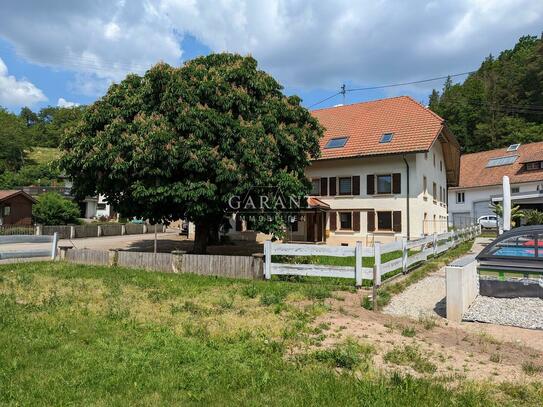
xmin=70 ymin=226 xmax=75 ymax=239
xmin=251 ymin=253 xmax=264 ymax=279
xmin=121 ymin=224 xmax=126 ymax=236
xmin=108 ymin=249 xmax=119 ymax=267
xmin=355 ymin=241 xmax=363 ymax=287
xmin=142 ymin=224 xmax=147 ymax=234
xmin=35 ymin=225 xmax=42 ymax=236
xmin=374 ymin=242 xmax=381 ymax=286
xmin=401 ymin=237 xmax=408 ymax=274
xmin=264 ymin=240 xmax=272 ymax=280
xmin=97 ymin=225 xmax=102 ymax=237
xmin=171 ymin=250 xmax=187 ymax=273
xmin=445 ymin=255 xmax=478 ymax=322
xmin=433 ymin=233 xmax=438 ymax=256
xmin=58 ymin=245 xmax=73 ymax=260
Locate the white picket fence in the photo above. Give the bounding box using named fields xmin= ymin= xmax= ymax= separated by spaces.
xmin=264 ymin=225 xmax=480 ymax=287
xmin=0 ymin=233 xmax=58 ymax=261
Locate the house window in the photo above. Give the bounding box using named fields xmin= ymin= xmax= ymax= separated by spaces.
xmin=338 ymin=177 xmax=352 ymax=195
xmin=423 ymin=176 xmax=427 ymax=196
xmin=511 ymin=187 xmax=520 ymax=194
xmin=97 ymin=203 xmax=107 ymax=210
xmin=376 ymin=175 xmax=392 ymax=194
xmin=424 ymin=152 xmax=428 ymax=160
xmin=310 ymin=179 xmax=320 ymax=195
xmin=377 ymin=211 xmax=392 ymax=231
xmin=439 ymin=187 xmax=443 ymax=202
xmin=324 ymin=137 xmax=348 ymax=149
xmin=433 ymin=153 xmax=436 ymax=167
xmin=339 ymin=212 xmax=352 ymax=230
xmin=380 ymin=133 xmax=393 ymax=143
xmin=456 ymin=192 xmax=465 ymax=204
xmin=432 ymin=182 xmax=437 ymax=202
xmin=526 ymin=162 xmax=541 ymax=171
xmin=440 ymin=160 xmax=443 ymax=172
xmin=2 ymin=205 xmax=10 ymax=216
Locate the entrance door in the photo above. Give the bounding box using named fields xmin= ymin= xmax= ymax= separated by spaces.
xmin=306 ymin=212 xmax=324 ymax=242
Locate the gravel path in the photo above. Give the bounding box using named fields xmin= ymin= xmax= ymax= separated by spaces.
xmin=383 ymin=270 xmax=446 ymax=319
xmin=464 ymin=296 xmax=543 ymax=330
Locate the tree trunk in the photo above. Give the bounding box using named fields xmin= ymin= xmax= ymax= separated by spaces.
xmin=193 ymin=221 xmax=209 ymax=254
xmin=208 ymin=223 xmax=221 ymax=245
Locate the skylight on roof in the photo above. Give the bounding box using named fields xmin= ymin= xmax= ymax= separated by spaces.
xmin=324 ymin=137 xmax=348 ymax=149
xmin=507 ymin=144 xmax=521 ymax=152
xmin=380 ymin=133 xmax=393 ymax=143
xmin=486 ymin=155 xmax=518 ymax=168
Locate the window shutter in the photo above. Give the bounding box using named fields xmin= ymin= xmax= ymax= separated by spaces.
xmin=353 ymin=211 xmax=360 ymax=231
xmin=329 ymin=177 xmax=337 ymax=196
xmin=320 ymin=177 xmax=328 ymax=196
xmin=367 ymin=211 xmax=375 ymax=232
xmin=367 ymin=175 xmax=375 ymax=195
xmin=329 ymin=211 xmax=337 ymax=231
xmin=235 ymin=215 xmax=242 ymax=231
xmin=353 ymin=176 xmax=360 ymax=195
xmin=392 ymin=173 xmax=401 ymax=194
xmin=393 ymin=211 xmax=402 ymax=232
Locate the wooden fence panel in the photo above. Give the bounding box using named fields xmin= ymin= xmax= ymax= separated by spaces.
xmin=74 ymin=225 xmax=99 ymax=238
xmin=118 ymin=251 xmax=172 ymax=272
xmin=42 ymin=225 xmax=71 ymax=239
xmin=100 ymin=224 xmax=123 ymax=236
xmin=177 ymin=254 xmax=256 ymax=279
xmin=65 ymin=249 xmax=109 ymax=266
xmin=125 ymin=223 xmax=144 ymax=234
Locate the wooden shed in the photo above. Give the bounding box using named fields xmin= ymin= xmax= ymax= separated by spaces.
xmin=0 ymin=190 xmax=37 ymax=226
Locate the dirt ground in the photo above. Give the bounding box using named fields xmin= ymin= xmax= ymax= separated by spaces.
xmin=313 ymin=290 xmax=543 ymax=383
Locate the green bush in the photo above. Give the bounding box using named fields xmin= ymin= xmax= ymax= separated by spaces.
xmin=32 ymin=192 xmax=80 ymax=225
xmin=522 ymin=209 xmax=543 ymax=226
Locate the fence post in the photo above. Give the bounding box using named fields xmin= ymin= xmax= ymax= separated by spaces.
xmin=433 ymin=233 xmax=438 ymax=256
xmin=51 ymin=232 xmax=58 ymax=259
xmin=142 ymin=224 xmax=147 ymax=234
xmin=171 ymin=250 xmax=186 ymax=273
xmin=121 ymin=224 xmax=126 ymax=236
xmin=70 ymin=226 xmax=75 ymax=239
xmin=264 ymin=240 xmax=272 ymax=280
xmin=401 ymin=237 xmax=408 ymax=274
xmin=108 ymin=249 xmax=119 ymax=267
xmin=374 ymin=242 xmax=381 ymax=286
xmin=97 ymin=225 xmax=102 ymax=237
xmin=35 ymin=225 xmax=41 ymax=236
xmin=355 ymin=241 xmax=362 ymax=288
xmin=252 ymin=253 xmax=264 ymax=279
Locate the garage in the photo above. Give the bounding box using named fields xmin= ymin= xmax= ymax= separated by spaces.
xmin=473 ymin=200 xmax=493 ymax=221
xmin=451 ymin=212 xmax=472 ymax=228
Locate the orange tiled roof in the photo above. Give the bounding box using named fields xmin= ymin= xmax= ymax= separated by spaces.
xmin=311 ymin=96 xmax=445 ymax=160
xmin=452 ymin=141 xmax=543 ymax=189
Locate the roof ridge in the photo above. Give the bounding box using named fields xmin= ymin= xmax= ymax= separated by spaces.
xmin=310 ymin=95 xmax=412 ymax=112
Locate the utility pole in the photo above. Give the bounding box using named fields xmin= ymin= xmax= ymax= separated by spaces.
xmin=341 ymin=84 xmax=346 ymax=105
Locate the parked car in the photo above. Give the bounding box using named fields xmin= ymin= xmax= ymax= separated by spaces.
xmin=477 ymin=215 xmax=498 ymax=229
xmin=476 ymin=225 xmax=543 ymax=272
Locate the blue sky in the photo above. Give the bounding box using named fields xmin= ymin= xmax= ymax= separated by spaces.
xmin=1 ymin=1 xmax=542 ymax=113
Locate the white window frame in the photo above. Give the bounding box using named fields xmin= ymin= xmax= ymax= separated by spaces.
xmin=456 ymin=192 xmax=465 ymax=204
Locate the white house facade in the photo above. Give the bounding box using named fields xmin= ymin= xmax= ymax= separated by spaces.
xmin=228 ymin=96 xmax=460 ymax=245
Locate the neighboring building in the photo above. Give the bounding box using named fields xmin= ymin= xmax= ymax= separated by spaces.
xmin=448 ymin=141 xmax=543 ymax=227
xmin=229 ymin=96 xmax=460 ymax=245
xmin=81 ymin=195 xmax=114 ymax=219
xmin=0 ymin=190 xmax=37 ymax=226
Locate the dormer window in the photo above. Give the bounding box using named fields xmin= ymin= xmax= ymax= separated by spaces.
xmin=324 ymin=137 xmax=348 ymax=149
xmin=526 ymin=161 xmax=542 ymax=171
xmin=380 ymin=133 xmax=393 ymax=143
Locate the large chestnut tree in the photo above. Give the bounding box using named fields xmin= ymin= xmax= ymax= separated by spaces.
xmin=60 ymin=54 xmax=322 ymax=253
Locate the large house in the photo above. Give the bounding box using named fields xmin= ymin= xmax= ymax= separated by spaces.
xmin=448 ymin=141 xmax=543 ymax=227
xmin=228 ymin=96 xmax=461 ymax=245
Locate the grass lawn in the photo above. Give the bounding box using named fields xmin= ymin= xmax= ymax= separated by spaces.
xmin=1 ymin=261 xmax=541 ymax=406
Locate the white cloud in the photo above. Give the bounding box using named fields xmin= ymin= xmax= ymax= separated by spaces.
xmin=0 ymin=0 xmax=542 ymax=97
xmin=57 ymin=97 xmax=79 ymax=108
xmin=0 ymin=57 xmax=47 ymax=107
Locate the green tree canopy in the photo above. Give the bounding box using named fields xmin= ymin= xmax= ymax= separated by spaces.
xmin=0 ymin=108 xmax=28 ymax=173
xmin=429 ymin=35 xmax=543 ymax=153
xmin=33 ymin=192 xmax=80 ymax=225
xmin=60 ymin=53 xmax=323 ymax=253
